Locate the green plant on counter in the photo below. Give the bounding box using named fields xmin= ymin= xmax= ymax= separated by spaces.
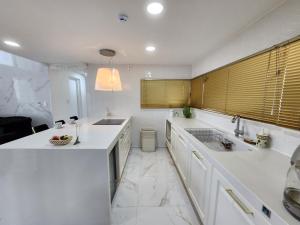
xmin=183 ymin=106 xmax=192 ymax=118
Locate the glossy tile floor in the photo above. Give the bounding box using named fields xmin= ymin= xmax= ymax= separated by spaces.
xmin=111 ymin=148 xmax=200 ymax=225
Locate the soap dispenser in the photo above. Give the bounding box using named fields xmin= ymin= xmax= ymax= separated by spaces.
xmin=283 ymin=145 xmax=300 ymax=221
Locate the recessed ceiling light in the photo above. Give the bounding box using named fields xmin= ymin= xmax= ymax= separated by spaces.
xmin=3 ymin=40 xmax=21 ymax=48
xmin=146 ymin=46 xmax=156 ymax=52
xmin=147 ymin=2 xmax=164 ymax=15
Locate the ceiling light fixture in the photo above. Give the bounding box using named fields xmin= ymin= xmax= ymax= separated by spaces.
xmin=3 ymin=40 xmax=21 ymax=48
xmin=147 ymin=2 xmax=164 ymax=15
xmin=146 ymin=46 xmax=156 ymax=52
xmin=95 ymin=49 xmax=122 ymax=91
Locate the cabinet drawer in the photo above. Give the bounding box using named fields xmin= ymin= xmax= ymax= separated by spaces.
xmin=208 ymin=170 xmax=271 ymax=225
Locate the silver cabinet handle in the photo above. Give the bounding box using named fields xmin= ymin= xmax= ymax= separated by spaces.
xmin=192 ymin=151 xmax=203 ymax=161
xmin=225 ymin=189 xmax=254 ymax=216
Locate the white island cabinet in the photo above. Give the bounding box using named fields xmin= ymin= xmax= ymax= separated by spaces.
xmin=117 ymin=122 xmax=131 ymax=179
xmin=0 ymin=117 xmax=132 ymax=225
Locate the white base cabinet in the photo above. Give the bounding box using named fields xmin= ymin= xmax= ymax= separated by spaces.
xmin=170 ymin=127 xmax=189 ymax=186
xmin=117 ymin=123 xmax=131 ymax=179
xmin=188 ymin=148 xmax=212 ymax=224
xmin=208 ymin=170 xmax=271 ymax=225
xmin=176 ymin=133 xmax=189 ymax=184
xmin=166 ymin=121 xmax=274 ymax=225
xmin=170 ymin=127 xmax=177 ymax=163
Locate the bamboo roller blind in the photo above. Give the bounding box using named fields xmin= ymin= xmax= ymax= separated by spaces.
xmin=141 ymin=80 xmax=191 ymax=108
xmin=191 ymin=39 xmax=300 ymax=130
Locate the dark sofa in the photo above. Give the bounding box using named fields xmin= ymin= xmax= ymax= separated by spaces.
xmin=0 ymin=116 xmax=33 ymax=144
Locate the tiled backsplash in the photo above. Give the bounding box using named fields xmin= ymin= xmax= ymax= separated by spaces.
xmin=0 ymin=51 xmax=53 ymax=127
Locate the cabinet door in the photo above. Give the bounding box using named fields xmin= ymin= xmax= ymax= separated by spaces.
xmin=124 ymin=124 xmax=131 ymax=156
xmin=118 ymin=133 xmax=126 ymax=178
xmin=170 ymin=128 xmax=177 ymax=162
xmin=189 ymin=150 xmax=211 ymax=223
xmin=208 ymin=170 xmax=270 ymax=225
xmin=176 ymin=134 xmax=188 ymax=184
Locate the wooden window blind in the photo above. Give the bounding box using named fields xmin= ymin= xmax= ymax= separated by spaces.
xmin=191 ymin=76 xmax=204 ymax=108
xmin=141 ymin=80 xmax=166 ymax=108
xmin=191 ymin=38 xmax=300 ymax=130
xmin=277 ymin=41 xmax=300 ymax=129
xmin=226 ymin=52 xmax=270 ymax=120
xmin=141 ymin=79 xmax=191 ymax=108
xmin=202 ymin=68 xmax=228 ymax=113
xmin=263 ymin=46 xmax=287 ymax=124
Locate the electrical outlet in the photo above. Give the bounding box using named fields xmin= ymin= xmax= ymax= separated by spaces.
xmin=262 ymin=205 xmax=271 ymax=218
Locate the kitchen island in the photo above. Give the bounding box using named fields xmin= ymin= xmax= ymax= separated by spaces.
xmin=0 ymin=117 xmax=131 ymax=225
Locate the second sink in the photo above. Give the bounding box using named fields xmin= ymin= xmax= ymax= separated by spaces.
xmin=93 ymin=119 xmax=125 ymax=125
xmin=185 ymin=128 xmax=251 ymax=152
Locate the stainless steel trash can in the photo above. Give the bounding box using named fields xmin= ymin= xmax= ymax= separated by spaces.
xmin=141 ymin=129 xmax=156 ymax=152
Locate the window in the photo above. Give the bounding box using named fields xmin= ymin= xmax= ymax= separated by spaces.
xmin=226 ymin=52 xmax=270 ymax=120
xmin=203 ymin=68 xmax=228 ymax=113
xmin=277 ymin=41 xmax=300 ymax=129
xmin=141 ymin=79 xmax=191 ymax=108
xmin=191 ymin=76 xmax=204 ymax=108
xmin=191 ymin=38 xmax=300 ymax=130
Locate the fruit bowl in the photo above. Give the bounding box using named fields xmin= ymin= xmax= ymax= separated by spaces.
xmin=49 ymin=135 xmax=73 ymax=146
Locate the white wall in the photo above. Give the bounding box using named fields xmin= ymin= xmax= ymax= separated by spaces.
xmin=48 ymin=68 xmax=88 ymax=122
xmin=190 ymin=0 xmax=300 ymax=157
xmin=192 ymin=0 xmax=300 ymax=76
xmin=0 ymin=50 xmax=53 ymax=127
xmin=191 ymin=109 xmax=300 ymax=157
xmin=87 ymin=64 xmax=192 ymax=147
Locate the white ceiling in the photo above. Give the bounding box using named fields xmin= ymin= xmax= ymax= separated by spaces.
xmin=0 ymin=0 xmax=285 ymax=65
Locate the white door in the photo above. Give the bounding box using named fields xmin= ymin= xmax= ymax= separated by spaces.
xmin=189 ymin=149 xmax=211 ymax=223
xmin=68 ymin=78 xmax=82 ymax=118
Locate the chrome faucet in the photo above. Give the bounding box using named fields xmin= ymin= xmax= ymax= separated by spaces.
xmin=232 ymin=115 xmax=244 ymax=137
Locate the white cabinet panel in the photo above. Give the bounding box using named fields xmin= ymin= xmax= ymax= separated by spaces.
xmin=169 ymin=127 xmax=189 ymax=186
xmin=189 ymin=149 xmax=212 ymax=224
xmin=175 ymin=133 xmax=189 ymax=184
xmin=214 ymin=186 xmax=255 ymax=225
xmin=208 ymin=170 xmax=271 ymax=225
xmin=170 ymin=128 xmax=177 ymax=162
xmin=117 ymin=124 xmax=131 ymax=179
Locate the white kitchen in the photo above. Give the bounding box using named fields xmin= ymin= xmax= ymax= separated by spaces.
xmin=0 ymin=1 xmax=300 ymax=225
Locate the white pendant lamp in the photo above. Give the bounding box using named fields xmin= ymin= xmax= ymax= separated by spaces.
xmin=95 ymin=49 xmax=122 ymax=91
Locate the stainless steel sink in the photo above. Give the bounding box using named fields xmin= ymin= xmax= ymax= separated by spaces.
xmin=93 ymin=119 xmax=125 ymax=125
xmin=185 ymin=128 xmax=251 ymax=152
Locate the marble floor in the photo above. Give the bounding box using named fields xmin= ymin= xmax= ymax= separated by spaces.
xmin=111 ymin=148 xmax=200 ymax=225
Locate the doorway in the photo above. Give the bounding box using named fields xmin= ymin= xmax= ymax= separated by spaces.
xmin=68 ymin=75 xmax=87 ymax=119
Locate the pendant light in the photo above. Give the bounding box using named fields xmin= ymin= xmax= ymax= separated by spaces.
xmin=95 ymin=49 xmax=122 ymax=91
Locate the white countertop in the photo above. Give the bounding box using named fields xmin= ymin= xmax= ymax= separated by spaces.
xmin=0 ymin=117 xmax=131 ymax=151
xmin=168 ymin=117 xmax=298 ymax=225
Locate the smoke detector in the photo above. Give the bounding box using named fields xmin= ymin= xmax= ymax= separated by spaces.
xmin=118 ymin=14 xmax=128 ymax=22
xmin=99 ymin=49 xmax=116 ymax=57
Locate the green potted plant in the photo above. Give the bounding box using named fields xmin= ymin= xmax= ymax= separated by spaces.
xmin=183 ymin=105 xmax=192 ymax=118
